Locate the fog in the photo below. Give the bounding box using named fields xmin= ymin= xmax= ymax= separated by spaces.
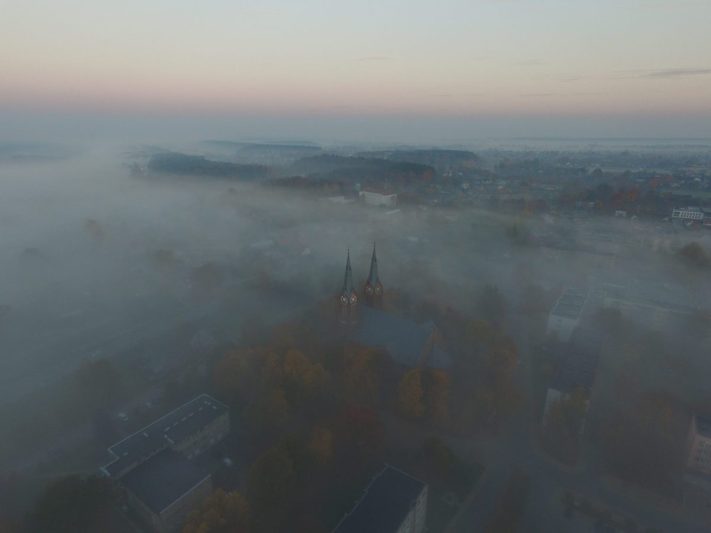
xmin=1 ymin=139 xmax=711 ymax=532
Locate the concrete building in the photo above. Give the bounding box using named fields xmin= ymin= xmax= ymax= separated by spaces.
xmin=687 ymin=415 xmax=711 ymax=474
xmin=333 ymin=465 xmax=428 ymax=533
xmin=684 ymin=415 xmax=711 ymax=516
xmin=360 ymin=189 xmax=398 ymax=208
xmin=595 ymin=281 xmax=698 ymax=330
xmin=672 ymin=207 xmax=705 ymax=222
xmin=102 ymin=394 xmax=229 ymax=532
xmin=543 ymin=331 xmax=601 ymax=432
xmin=546 ymin=288 xmax=588 ymax=342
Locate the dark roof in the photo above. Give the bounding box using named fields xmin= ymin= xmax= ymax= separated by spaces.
xmin=696 ymin=415 xmax=711 ymax=438
xmin=103 ymin=394 xmax=227 ymax=477
xmin=551 ymin=288 xmax=588 ymax=319
xmin=120 ymin=449 xmax=210 ymax=515
xmin=550 ymin=331 xmax=601 ymax=393
xmin=333 ymin=465 xmax=426 ymax=533
xmin=351 ymin=307 xmax=451 ymax=369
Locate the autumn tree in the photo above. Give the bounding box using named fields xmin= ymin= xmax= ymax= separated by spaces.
xmin=282 ymin=349 xmax=329 ymax=403
xmin=247 ymin=447 xmax=296 ymax=531
xmin=183 ymin=489 xmax=250 ymax=533
xmin=308 ymin=427 xmax=334 ymax=466
xmin=398 ymin=369 xmax=425 ymax=419
xmin=426 ymin=370 xmax=450 ymax=426
xmin=342 ymin=345 xmax=383 ymax=406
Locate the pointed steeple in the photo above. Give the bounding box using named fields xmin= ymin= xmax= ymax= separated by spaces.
xmin=367 ymin=243 xmax=379 ymax=285
xmin=338 ymin=249 xmax=358 ymax=325
xmin=342 ymin=248 xmax=355 ymax=294
xmin=363 ymin=242 xmax=384 ymax=308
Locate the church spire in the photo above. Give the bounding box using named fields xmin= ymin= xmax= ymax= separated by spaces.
xmin=338 ymin=249 xmax=358 ymax=325
xmin=367 ymin=243 xmax=379 ymax=285
xmin=363 ymin=242 xmax=384 ymax=308
xmin=342 ymin=248 xmax=355 ymax=294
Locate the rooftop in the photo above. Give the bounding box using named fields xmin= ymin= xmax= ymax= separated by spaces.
xmin=550 ymin=331 xmax=601 ymax=393
xmin=103 ymin=394 xmax=227 ymax=477
xmin=120 ymin=448 xmax=210 ymax=515
xmin=351 ymin=307 xmax=451 ymax=369
xmin=551 ymin=288 xmax=588 ymax=319
xmin=333 ymin=465 xmax=426 ymax=533
xmin=696 ymin=415 xmax=711 ymax=438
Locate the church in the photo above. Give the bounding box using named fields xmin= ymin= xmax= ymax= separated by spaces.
xmin=337 ymin=245 xmax=451 ymax=370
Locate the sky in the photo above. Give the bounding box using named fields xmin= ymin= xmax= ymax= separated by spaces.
xmin=2 ymin=0 xmax=711 ymax=142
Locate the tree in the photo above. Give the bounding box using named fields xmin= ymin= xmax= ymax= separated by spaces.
xmin=249 ymin=386 xmax=289 ymax=434
xmin=342 ymin=345 xmax=382 ymax=406
xmin=75 ymin=358 xmax=123 ymax=410
xmin=247 ymin=447 xmax=296 ymax=530
xmin=308 ymin=427 xmax=333 ymax=466
xmin=213 ymin=348 xmax=257 ymax=407
xmin=282 ymin=349 xmax=329 ymax=403
xmin=27 ymin=476 xmax=113 ymax=533
xmin=427 ymin=370 xmax=450 ymax=426
xmin=398 ymin=369 xmax=425 ymax=419
xmin=596 ymin=391 xmax=687 ymax=494
xmin=182 ymin=489 xmax=250 ymax=533
xmin=678 ymin=242 xmax=710 ymax=269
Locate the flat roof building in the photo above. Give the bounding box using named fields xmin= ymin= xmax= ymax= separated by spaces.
xmin=543 ymin=331 xmax=601 ymax=432
xmin=546 ymin=288 xmax=588 ymax=342
xmin=333 ymin=465 xmax=428 ymax=533
xmin=102 ymin=394 xmax=229 ymax=532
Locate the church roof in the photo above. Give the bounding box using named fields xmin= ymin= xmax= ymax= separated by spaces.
xmin=350 ymin=307 xmax=451 ymax=369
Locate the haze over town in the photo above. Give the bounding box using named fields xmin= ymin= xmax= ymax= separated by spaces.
xmin=1 ymin=1 xmax=711 ymax=533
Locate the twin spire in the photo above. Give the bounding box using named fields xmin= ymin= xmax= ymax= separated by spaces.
xmin=340 ymin=243 xmax=383 ymax=311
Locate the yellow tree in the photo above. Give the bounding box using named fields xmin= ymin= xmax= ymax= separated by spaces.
xmin=308 ymin=427 xmax=333 ymax=466
xmin=398 ymin=369 xmax=425 ymax=419
xmin=343 ymin=345 xmax=382 ymax=406
xmin=428 ymin=370 xmax=450 ymax=426
xmin=182 ymin=489 xmax=250 ymax=533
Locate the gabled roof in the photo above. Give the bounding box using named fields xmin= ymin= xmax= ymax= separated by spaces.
xmin=333 ymin=465 xmax=426 ymax=533
xmin=351 ymin=307 xmax=451 ymax=369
